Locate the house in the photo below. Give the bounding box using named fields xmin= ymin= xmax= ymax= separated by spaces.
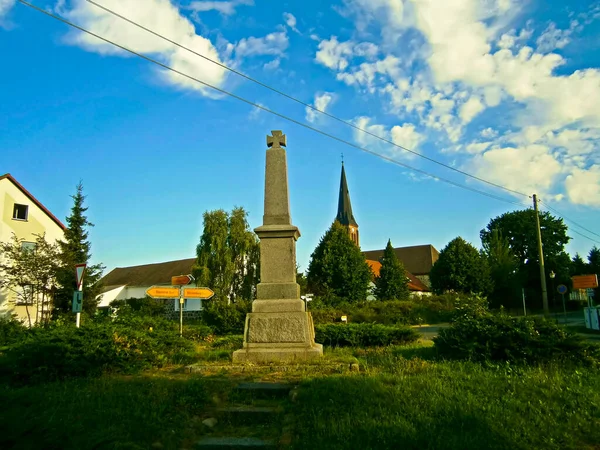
xmin=0 ymin=173 xmax=66 ymax=322
xmin=98 ymin=258 xmax=204 ymax=318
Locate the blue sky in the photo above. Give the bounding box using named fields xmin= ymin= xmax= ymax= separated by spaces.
xmin=1 ymin=0 xmax=599 ymax=275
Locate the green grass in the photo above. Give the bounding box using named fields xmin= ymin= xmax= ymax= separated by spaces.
xmin=1 ymin=342 xmax=599 ymax=450
xmin=566 ymin=325 xmax=600 ymax=335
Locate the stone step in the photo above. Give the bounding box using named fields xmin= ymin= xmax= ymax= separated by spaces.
xmin=235 ymin=382 xmax=293 ymax=399
xmin=216 ymin=406 xmax=281 ymax=425
xmin=196 ymin=436 xmax=276 ymax=450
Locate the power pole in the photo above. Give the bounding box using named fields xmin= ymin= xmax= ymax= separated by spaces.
xmin=533 ymin=194 xmax=549 ymax=315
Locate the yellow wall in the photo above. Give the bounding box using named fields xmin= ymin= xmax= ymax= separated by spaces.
xmin=0 ymin=178 xmax=65 ymax=323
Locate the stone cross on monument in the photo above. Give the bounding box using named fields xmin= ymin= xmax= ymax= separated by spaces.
xmin=233 ymin=131 xmax=323 ymax=363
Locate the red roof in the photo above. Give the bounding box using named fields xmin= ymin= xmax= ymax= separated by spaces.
xmin=366 ymin=259 xmax=429 ymax=292
xmin=0 ymin=173 xmax=66 ymax=230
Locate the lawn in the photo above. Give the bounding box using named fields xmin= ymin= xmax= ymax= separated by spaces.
xmin=1 ymin=342 xmax=599 ymax=450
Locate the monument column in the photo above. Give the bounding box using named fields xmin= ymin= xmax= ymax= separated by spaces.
xmin=232 ymin=131 xmax=323 ymax=363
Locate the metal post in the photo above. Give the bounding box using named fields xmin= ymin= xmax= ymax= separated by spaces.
xmin=522 ymin=288 xmax=526 ymax=316
xmin=533 ymin=194 xmax=549 ymax=315
xmin=179 ymin=289 xmax=184 ymax=337
xmin=76 ymin=284 xmax=83 ymax=328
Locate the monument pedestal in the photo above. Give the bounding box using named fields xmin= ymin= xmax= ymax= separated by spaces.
xmin=233 ymin=131 xmax=322 ymax=364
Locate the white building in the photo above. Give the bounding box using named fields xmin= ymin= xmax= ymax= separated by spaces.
xmin=0 ymin=173 xmax=66 ymax=322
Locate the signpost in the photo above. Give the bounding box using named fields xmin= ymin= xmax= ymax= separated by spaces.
xmin=557 ymin=284 xmax=568 ymax=324
xmin=145 ymin=275 xmax=214 ymax=336
xmin=74 ymin=263 xmax=86 ymax=328
xmin=572 ymin=275 xmax=598 ymax=290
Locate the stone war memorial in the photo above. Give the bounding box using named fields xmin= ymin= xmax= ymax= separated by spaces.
xmin=232 ymin=130 xmax=323 ymax=363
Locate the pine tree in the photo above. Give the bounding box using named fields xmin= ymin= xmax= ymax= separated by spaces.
xmin=570 ymin=253 xmax=589 ymax=276
xmin=375 ymin=239 xmax=409 ymax=301
xmin=54 ymin=182 xmax=104 ymax=316
xmin=306 ymin=221 xmax=372 ymax=303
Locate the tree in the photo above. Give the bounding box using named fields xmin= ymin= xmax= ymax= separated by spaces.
xmin=571 ymin=253 xmax=589 ymax=276
xmin=480 ymin=209 xmax=570 ymax=308
xmin=193 ymin=207 xmax=259 ymax=303
xmin=306 ymin=221 xmax=372 ymax=303
xmin=0 ymin=233 xmax=60 ymax=326
xmin=430 ymin=237 xmax=492 ymax=295
xmin=588 ymin=246 xmax=600 ymax=275
xmin=54 ymin=182 xmax=104 ymax=316
xmin=375 ymin=239 xmax=409 ymax=301
xmin=482 ymin=229 xmax=519 ymax=308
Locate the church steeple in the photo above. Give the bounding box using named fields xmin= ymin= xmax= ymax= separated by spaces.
xmin=336 ymin=162 xmax=359 ymax=246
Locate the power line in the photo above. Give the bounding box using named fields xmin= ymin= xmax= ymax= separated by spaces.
xmin=539 ymin=199 xmax=600 ymax=240
xmin=84 ymin=0 xmax=530 ymax=199
xmin=17 ymin=0 xmax=529 ymax=208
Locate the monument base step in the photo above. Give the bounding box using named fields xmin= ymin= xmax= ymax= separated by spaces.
xmin=231 ymin=344 xmax=323 ymax=364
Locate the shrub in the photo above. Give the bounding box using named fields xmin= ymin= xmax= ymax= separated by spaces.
xmin=0 ymin=316 xmax=29 ymax=346
xmin=201 ymin=300 xmax=251 ymax=334
xmin=109 ymin=297 xmax=166 ymax=317
xmin=182 ymin=323 xmax=215 ymax=342
xmin=315 ymin=323 xmax=419 ymax=347
xmin=435 ymin=313 xmax=600 ymax=366
xmin=0 ymin=322 xmax=195 ymax=385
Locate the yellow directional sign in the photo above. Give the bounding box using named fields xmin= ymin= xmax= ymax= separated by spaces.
xmin=146 ymin=286 xmax=181 ymax=299
xmin=183 ymin=287 xmax=215 ymax=299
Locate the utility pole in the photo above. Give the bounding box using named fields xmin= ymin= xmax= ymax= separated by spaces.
xmin=533 ymin=194 xmax=549 ymax=315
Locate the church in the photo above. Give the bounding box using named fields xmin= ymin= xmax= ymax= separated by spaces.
xmin=334 ymin=163 xmax=437 ymax=293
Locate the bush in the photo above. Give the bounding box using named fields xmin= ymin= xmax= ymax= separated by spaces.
xmin=0 ymin=321 xmax=195 ymax=385
xmin=435 ymin=313 xmax=600 ymax=366
xmin=109 ymin=297 xmax=166 ymax=317
xmin=315 ymin=323 xmax=419 ymax=347
xmin=201 ymin=300 xmax=251 ymax=334
xmin=0 ymin=316 xmax=29 ymax=346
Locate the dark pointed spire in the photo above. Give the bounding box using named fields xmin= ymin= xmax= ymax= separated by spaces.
xmin=336 ymin=163 xmax=358 ymax=227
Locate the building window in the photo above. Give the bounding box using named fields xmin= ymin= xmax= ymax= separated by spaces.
xmin=21 ymin=242 xmax=36 ymax=252
xmin=13 ymin=204 xmax=29 ymax=221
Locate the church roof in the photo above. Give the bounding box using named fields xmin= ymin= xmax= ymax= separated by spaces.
xmin=366 ymin=260 xmax=430 ymax=292
xmin=363 ymin=244 xmax=440 ymax=276
xmin=336 ymin=163 xmax=358 ymax=227
xmin=100 ymin=258 xmax=197 ymax=287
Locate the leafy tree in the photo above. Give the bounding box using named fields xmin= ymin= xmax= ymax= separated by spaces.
xmin=480 ymin=209 xmax=570 ymax=307
xmin=589 ymin=246 xmax=600 ymax=275
xmin=571 ymin=253 xmax=589 ymax=276
xmin=430 ymin=237 xmax=493 ymax=296
xmin=193 ymin=207 xmax=259 ymax=303
xmin=307 ymin=221 xmax=372 ymax=303
xmin=54 ymin=182 xmax=104 ymax=316
xmin=0 ymin=233 xmax=60 ymax=326
xmin=482 ymin=229 xmax=519 ymax=308
xmin=375 ymin=239 xmax=409 ymax=301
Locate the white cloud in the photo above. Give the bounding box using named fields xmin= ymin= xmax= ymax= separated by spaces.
xmin=306 ymin=92 xmax=334 ymax=123
xmin=481 ymin=127 xmax=498 ymax=139
xmin=315 ymin=36 xmax=378 ymax=71
xmin=353 ymin=116 xmax=423 ymax=157
xmin=459 ymin=96 xmax=485 ymax=124
xmin=188 ymin=0 xmax=253 ymax=16
xmin=283 ymin=12 xmax=299 ymax=32
xmin=0 ymin=0 xmax=14 ymax=19
xmin=263 ymin=58 xmax=280 ymax=70
xmin=536 ymin=21 xmax=577 ymax=54
xmin=336 ymin=55 xmax=400 ymax=93
xmin=59 ymin=0 xmax=228 ymax=95
xmin=565 ymin=166 xmax=600 ymax=206
xmin=390 ymin=123 xmax=424 ymax=152
xmin=235 ymin=31 xmax=288 ymax=57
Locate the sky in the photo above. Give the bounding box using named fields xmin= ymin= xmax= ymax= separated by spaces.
xmin=1 ymin=0 xmax=599 ymax=276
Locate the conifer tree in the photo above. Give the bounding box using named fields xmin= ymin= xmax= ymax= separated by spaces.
xmin=54 ymin=182 xmax=104 ymax=316
xmin=375 ymin=239 xmax=409 ymax=301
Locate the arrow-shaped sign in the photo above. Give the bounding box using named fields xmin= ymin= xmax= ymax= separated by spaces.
xmin=146 ymin=286 xmax=181 ymax=299
xmin=171 ymin=274 xmax=194 ymax=286
xmin=183 ymin=287 xmax=215 ymax=299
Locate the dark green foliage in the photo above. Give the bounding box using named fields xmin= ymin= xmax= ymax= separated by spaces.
xmin=430 ymin=236 xmax=493 ymax=295
xmin=481 ymin=209 xmax=571 ymax=308
xmin=54 ymin=182 xmax=105 ymax=316
xmin=483 ymin=229 xmax=520 ymax=308
xmin=435 ymin=313 xmax=600 ymax=366
xmin=570 ymin=253 xmax=588 ymax=276
xmin=375 ymin=239 xmax=409 ymax=301
xmin=0 ymin=321 xmax=194 ymax=385
xmin=109 ymin=297 xmax=167 ymax=317
xmin=307 ymin=221 xmax=372 ymax=303
xmin=315 ymin=323 xmax=419 ymax=347
xmin=200 ymin=299 xmax=251 ymax=334
xmin=589 ymin=246 xmax=600 ymax=274
xmin=193 ymin=207 xmax=259 ymax=303
xmin=0 ymin=316 xmax=30 ymax=346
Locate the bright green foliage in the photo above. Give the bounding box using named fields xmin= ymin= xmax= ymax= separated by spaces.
xmin=570 ymin=253 xmax=588 ymax=276
xmin=307 ymin=221 xmax=372 ymax=303
xmin=483 ymin=229 xmax=520 ymax=308
xmin=193 ymin=207 xmax=259 ymax=303
xmin=315 ymin=323 xmax=419 ymax=347
xmin=375 ymin=239 xmax=409 ymax=301
xmin=54 ymin=182 xmax=104 ymax=316
xmin=200 ymin=299 xmax=251 ymax=334
xmin=480 ymin=209 xmax=571 ymax=307
xmin=430 ymin=237 xmax=492 ymax=295
xmin=0 ymin=233 xmax=61 ymax=326
xmin=435 ymin=313 xmax=599 ymax=366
